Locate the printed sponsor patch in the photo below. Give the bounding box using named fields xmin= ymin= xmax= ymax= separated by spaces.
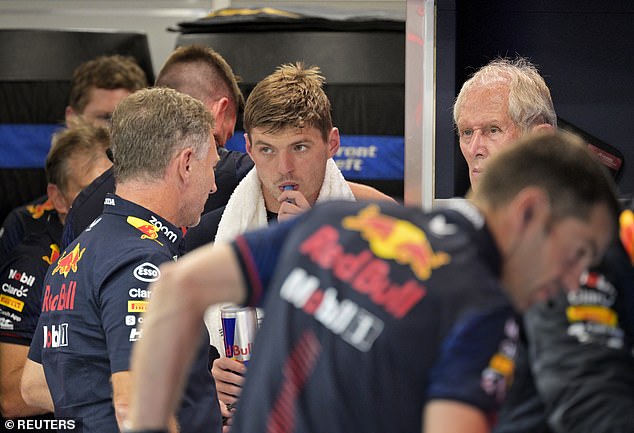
xmin=42 ymin=244 xmax=61 ymax=265
xmin=43 ymin=323 xmax=69 ymax=348
xmin=128 ymin=301 xmax=149 ymax=313
xmin=127 ymin=216 xmax=163 ymax=246
xmin=129 ymin=327 xmax=142 ymax=341
xmin=481 ymin=319 xmax=518 ymax=403
xmin=620 ymin=209 xmax=634 ymax=264
xmin=26 ymin=199 xmax=54 ymax=219
xmin=52 ymin=244 xmax=85 ymax=278
xmin=0 ymin=294 xmax=24 ymax=312
xmin=133 ymin=263 xmax=160 ymax=282
xmin=566 ymin=305 xmax=618 ymax=327
xmin=342 ymin=204 xmax=450 ymax=280
xmin=0 ymin=317 xmax=13 ymax=329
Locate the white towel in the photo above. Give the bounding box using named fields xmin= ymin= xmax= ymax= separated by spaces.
xmin=207 ymin=158 xmax=355 ymax=353
xmin=215 ymin=158 xmax=354 ymax=243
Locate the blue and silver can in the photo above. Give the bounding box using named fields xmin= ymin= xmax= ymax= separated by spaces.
xmin=221 ymin=305 xmax=258 ymax=364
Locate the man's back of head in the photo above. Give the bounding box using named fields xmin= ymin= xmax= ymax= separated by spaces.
xmin=110 ymin=87 xmax=214 ymax=184
xmin=156 ymin=45 xmax=243 ymax=146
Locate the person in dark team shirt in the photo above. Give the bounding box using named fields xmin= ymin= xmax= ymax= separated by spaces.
xmin=21 ymin=88 xmax=221 ymax=433
xmin=61 ymin=45 xmax=253 ymax=249
xmin=126 ymin=131 xmax=619 ymax=433
xmin=0 ymin=125 xmax=111 ymax=420
xmin=183 ymin=63 xmax=395 ymax=425
xmin=0 ymin=54 xmax=147 ymax=265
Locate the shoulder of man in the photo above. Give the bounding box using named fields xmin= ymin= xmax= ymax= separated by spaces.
xmin=62 ymin=168 xmax=115 ymax=249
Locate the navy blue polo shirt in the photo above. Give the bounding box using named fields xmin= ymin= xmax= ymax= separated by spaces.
xmin=229 ymin=200 xmax=518 ymax=433
xmin=29 ymin=194 xmax=220 ymax=433
xmin=0 ymin=195 xmax=56 ymax=266
xmin=0 ymin=210 xmax=62 ymax=344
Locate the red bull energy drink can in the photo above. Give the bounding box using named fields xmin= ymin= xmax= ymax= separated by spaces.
xmin=221 ymin=306 xmax=258 ymax=365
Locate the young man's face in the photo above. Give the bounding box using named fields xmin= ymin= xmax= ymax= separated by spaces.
xmin=66 ymin=87 xmax=133 ymax=127
xmin=502 ymin=203 xmax=615 ymax=311
xmin=456 ymin=84 xmax=522 ymax=186
xmin=246 ymin=126 xmax=339 ymax=213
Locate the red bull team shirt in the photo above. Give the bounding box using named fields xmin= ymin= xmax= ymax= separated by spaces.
xmin=228 ymin=200 xmax=518 ymax=433
xmin=28 ymin=194 xmax=220 ymax=433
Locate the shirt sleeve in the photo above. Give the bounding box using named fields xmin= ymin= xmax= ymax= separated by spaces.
xmin=27 ymin=316 xmax=44 ymax=363
xmin=99 ymin=251 xmax=172 ymax=373
xmin=231 ymin=216 xmax=301 ymax=307
xmin=427 ymin=306 xmax=518 ymax=419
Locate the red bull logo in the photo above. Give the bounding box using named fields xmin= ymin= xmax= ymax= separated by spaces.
xmin=620 ymin=209 xmax=634 ymax=264
xmin=343 ymin=205 xmax=450 ymax=280
xmin=26 ymin=199 xmax=54 ymax=219
xmin=52 ymin=244 xmax=85 ymax=278
xmin=42 ymin=244 xmax=61 ymax=265
xmin=299 ymin=224 xmax=428 ymax=319
xmin=42 ymin=281 xmax=76 ymax=312
xmin=127 ymin=216 xmax=163 ymax=246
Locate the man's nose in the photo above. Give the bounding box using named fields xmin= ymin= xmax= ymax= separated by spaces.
xmin=468 ymin=130 xmax=487 ymax=158
xmin=278 ymin=151 xmax=295 ymax=173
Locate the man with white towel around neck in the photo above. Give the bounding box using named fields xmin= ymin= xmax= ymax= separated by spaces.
xmin=183 ymin=61 xmax=395 ymax=428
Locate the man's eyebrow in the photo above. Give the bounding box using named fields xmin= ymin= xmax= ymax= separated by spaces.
xmin=253 ymin=138 xmax=313 ymax=147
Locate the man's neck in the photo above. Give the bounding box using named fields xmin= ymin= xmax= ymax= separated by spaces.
xmin=115 ymin=180 xmax=180 ymax=227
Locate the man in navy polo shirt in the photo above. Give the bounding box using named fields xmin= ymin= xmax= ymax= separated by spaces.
xmin=0 ymin=125 xmax=111 ymax=423
xmin=21 ymin=88 xmax=221 ymax=433
xmin=126 ymin=132 xmax=619 ymax=433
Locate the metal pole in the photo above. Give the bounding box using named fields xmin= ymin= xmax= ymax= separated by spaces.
xmin=404 ymin=0 xmax=435 ymax=210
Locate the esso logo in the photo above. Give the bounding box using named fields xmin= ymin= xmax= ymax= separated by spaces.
xmin=133 ymin=262 xmax=161 ymax=282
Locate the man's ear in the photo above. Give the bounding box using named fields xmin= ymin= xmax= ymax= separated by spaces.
xmin=326 ymin=127 xmax=340 ymax=158
xmin=513 ymin=187 xmax=551 ymax=235
xmin=212 ymin=97 xmax=230 ymax=135
xmin=65 ymin=106 xmax=78 ymax=127
xmin=531 ymin=123 xmax=555 ymax=134
xmin=500 ymin=187 xmax=551 ymax=260
xmin=47 ymin=183 xmax=70 ymax=216
xmin=176 ymin=147 xmax=195 ymax=182
xmin=244 ymin=133 xmax=254 ymax=158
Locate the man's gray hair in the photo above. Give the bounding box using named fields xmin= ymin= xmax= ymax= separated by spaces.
xmin=111 ymin=87 xmax=214 ymax=183
xmin=454 ymin=57 xmax=557 ymax=134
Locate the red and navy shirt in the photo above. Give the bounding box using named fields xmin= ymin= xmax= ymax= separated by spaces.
xmin=229 ymin=200 xmax=518 ymax=433
xmin=29 ymin=194 xmax=220 ymax=433
xmin=0 ymin=196 xmax=62 ymax=345
xmin=0 ymin=195 xmax=56 ymax=266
